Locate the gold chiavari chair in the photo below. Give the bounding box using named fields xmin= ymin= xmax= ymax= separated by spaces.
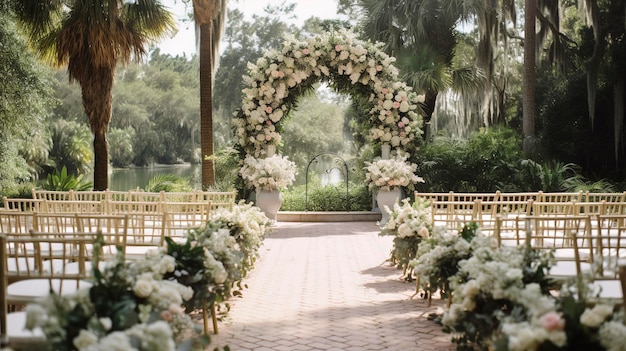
xmin=574 ymin=215 xmax=626 ymax=304
xmin=105 ymin=200 xmax=163 ymax=215
xmin=0 ymin=211 xmax=36 ymax=236
xmin=572 ymin=215 xmax=626 ymax=304
xmin=0 ymin=234 xmax=46 ymax=350
xmin=30 ymin=189 xmax=72 ymax=201
xmin=163 ymin=202 xmax=211 ymax=241
xmin=40 ymin=199 xmax=104 ymax=214
xmin=528 ymin=214 xmax=593 ymax=280
xmin=2 ymin=197 xmax=42 ymax=212
xmin=123 ymin=212 xmax=167 ymax=259
xmin=532 ymin=200 xmax=578 ymax=216
xmin=537 ymin=191 xmax=583 ymax=203
xmin=4 ymin=232 xmax=95 ymax=306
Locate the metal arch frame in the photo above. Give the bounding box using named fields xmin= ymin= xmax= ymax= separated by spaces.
xmin=305 ymin=153 xmax=349 ymax=211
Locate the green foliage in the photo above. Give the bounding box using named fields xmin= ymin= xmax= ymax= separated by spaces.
xmin=109 ymin=128 xmax=136 ymax=168
xmin=281 ymin=182 xmax=371 ymax=211
xmin=205 ymin=147 xmax=240 ymax=191
xmin=518 ymin=160 xmax=583 ymax=192
xmin=0 ymin=11 xmax=54 ymax=195
xmin=414 ymin=128 xmax=524 ymax=192
xmin=47 ymin=120 xmax=94 ymax=176
xmin=44 ymin=166 xmax=93 ymax=191
xmin=144 ymin=174 xmax=193 ymax=193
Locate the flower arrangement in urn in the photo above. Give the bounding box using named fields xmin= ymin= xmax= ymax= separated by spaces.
xmin=365 ymin=155 xmax=423 ymax=191
xmin=239 ymin=154 xmax=297 ymax=191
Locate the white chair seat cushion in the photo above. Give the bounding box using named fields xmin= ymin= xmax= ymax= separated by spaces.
xmin=5 ymin=311 xmax=46 ymax=348
xmin=7 ymin=279 xmax=92 ymax=304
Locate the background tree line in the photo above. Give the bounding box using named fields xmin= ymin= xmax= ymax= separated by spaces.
xmin=1 ymin=0 xmax=625 ymax=198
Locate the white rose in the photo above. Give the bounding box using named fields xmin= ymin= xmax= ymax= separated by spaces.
xmin=580 ymin=304 xmax=614 ymax=328
xmin=133 ymin=279 xmax=154 ymax=298
xmin=73 ymin=330 xmax=99 ymax=350
xmin=99 ymin=317 xmax=112 ymax=331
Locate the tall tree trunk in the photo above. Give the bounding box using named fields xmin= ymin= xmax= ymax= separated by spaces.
xmin=422 ymin=90 xmax=438 ymax=142
xmin=523 ymin=0 xmax=537 ymax=157
xmin=82 ymin=66 xmax=114 ymax=191
xmin=200 ymin=22 xmax=215 ymax=188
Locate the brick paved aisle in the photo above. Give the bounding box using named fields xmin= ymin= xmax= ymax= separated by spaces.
xmin=209 ymin=221 xmax=454 ymax=351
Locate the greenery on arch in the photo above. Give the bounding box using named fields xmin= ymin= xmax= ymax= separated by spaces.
xmin=233 ymin=30 xmax=425 ymax=159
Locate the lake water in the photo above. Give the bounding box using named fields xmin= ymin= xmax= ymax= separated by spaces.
xmin=108 ymin=164 xmax=202 ymax=191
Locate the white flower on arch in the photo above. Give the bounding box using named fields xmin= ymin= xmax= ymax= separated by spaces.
xmin=233 ymin=30 xmax=424 ymax=160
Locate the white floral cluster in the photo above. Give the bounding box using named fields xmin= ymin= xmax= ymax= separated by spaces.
xmin=365 ymin=155 xmax=424 ymax=191
xmin=239 ymin=154 xmax=297 ymax=191
xmin=210 ymin=200 xmax=270 ymax=275
xmin=189 ymin=227 xmax=243 ymax=286
xmin=25 ymin=250 xmax=196 ymax=351
xmin=497 ymin=291 xmax=626 ymax=351
xmin=233 ymin=29 xmax=424 ymax=158
xmin=434 ymin=228 xmax=626 ymax=351
xmin=409 ymin=227 xmax=471 ymax=290
xmin=380 ymin=198 xmax=433 ymax=238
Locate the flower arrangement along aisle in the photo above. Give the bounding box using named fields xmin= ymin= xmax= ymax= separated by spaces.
xmin=492 ymin=290 xmax=626 ymax=351
xmin=208 ymin=200 xmax=271 ymax=277
xmin=25 ymin=236 xmax=204 ymax=351
xmin=163 ymin=223 xmax=244 ymax=313
xmin=239 ymin=155 xmax=297 ymax=192
xmin=409 ymin=222 xmax=478 ymax=305
xmin=379 ymin=197 xmax=432 ymax=277
xmin=440 ymin=237 xmax=557 ymax=351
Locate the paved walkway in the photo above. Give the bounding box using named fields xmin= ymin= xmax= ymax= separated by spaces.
xmin=208 ymin=221 xmax=454 ymax=351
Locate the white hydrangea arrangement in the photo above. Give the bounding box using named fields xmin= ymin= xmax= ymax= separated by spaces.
xmin=233 ymin=29 xmax=424 ymax=159
xmin=239 ymin=154 xmax=297 ymax=191
xmin=365 ymin=155 xmax=424 ymax=191
xmin=380 ymin=198 xmax=433 ymax=238
xmin=210 ymin=200 xmax=271 ymax=277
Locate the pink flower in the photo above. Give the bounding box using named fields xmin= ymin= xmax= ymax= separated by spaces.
xmin=400 ymin=132 xmax=406 ymax=137
xmin=540 ymin=312 xmax=565 ymax=332
xmin=160 ymin=310 xmax=172 ymax=322
xmin=265 ymin=134 xmax=272 ymax=141
xmin=302 ymin=48 xmax=310 ymax=55
xmin=265 ymin=106 xmax=273 ymax=114
xmin=335 ymin=44 xmax=343 ymax=52
xmin=277 ymin=71 xmax=285 ymax=78
xmin=393 ymin=101 xmax=401 ymax=109
xmin=381 ymin=88 xmax=389 ymax=94
xmin=376 ymin=65 xmax=383 ymax=71
xmin=398 ymin=122 xmax=405 ymax=128
xmin=266 ymin=120 xmax=272 ymax=125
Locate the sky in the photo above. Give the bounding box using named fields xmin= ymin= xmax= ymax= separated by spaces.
xmin=158 ymin=0 xmax=344 ymax=57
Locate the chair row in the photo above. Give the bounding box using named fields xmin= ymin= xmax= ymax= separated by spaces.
xmin=496 ymin=214 xmax=626 ymax=306
xmin=1 ymin=189 xmax=237 ymax=213
xmin=423 ymin=198 xmax=626 ymax=235
xmin=0 ymin=210 xmax=208 ymax=247
xmin=415 ymin=190 xmax=626 ymax=204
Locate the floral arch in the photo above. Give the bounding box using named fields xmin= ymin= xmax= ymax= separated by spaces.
xmin=233 ymin=30 xmax=425 ymax=160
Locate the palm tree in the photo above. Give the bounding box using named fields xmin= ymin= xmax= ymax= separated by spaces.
xmin=358 ymin=0 xmax=569 ymax=147
xmin=191 ymin=0 xmax=226 ymax=188
xmin=359 ymin=0 xmax=459 ymax=140
xmin=12 ymin=0 xmax=175 ymax=190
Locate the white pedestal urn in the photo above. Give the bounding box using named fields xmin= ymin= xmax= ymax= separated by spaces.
xmin=256 ymin=189 xmax=282 ymax=222
xmin=376 ymin=187 xmax=402 ymax=225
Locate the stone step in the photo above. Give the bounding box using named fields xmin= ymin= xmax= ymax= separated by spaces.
xmin=276 ymin=211 xmax=382 ymax=222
